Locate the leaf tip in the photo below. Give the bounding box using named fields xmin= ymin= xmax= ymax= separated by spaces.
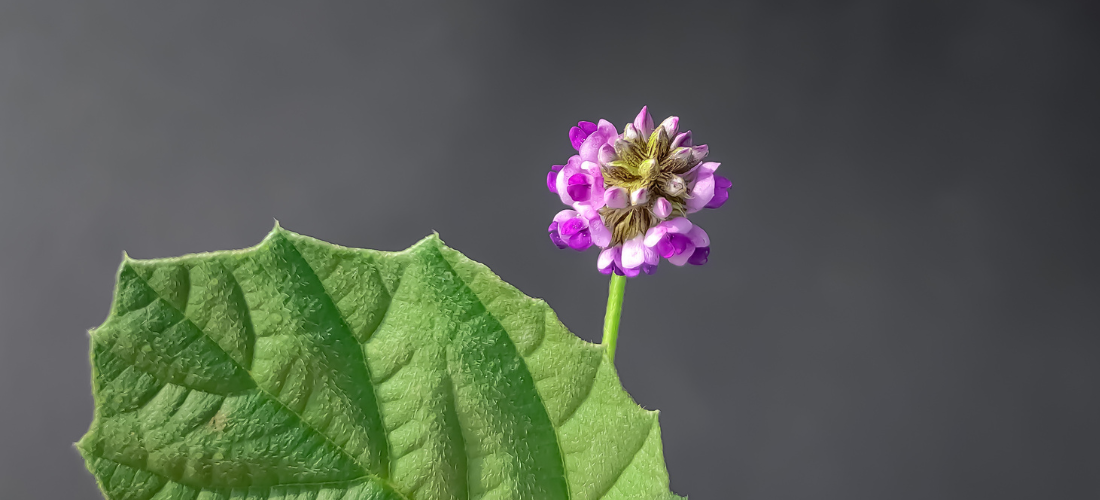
xmin=410 ymin=231 xmax=445 ymax=251
xmin=264 ymin=220 xmax=294 ymax=243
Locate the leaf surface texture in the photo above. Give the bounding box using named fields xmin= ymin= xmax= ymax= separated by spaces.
xmin=80 ymin=227 xmax=682 ymax=500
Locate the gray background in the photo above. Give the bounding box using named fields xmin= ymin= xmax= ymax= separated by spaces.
xmin=1 ymin=1 xmax=1097 ymax=498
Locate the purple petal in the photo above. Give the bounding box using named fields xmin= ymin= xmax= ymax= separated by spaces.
xmin=686 ymin=225 xmax=710 ymax=247
xmin=564 ymin=171 xmax=591 ymax=203
xmin=598 ymin=144 xmax=617 ymax=165
xmin=573 ymin=202 xmax=598 ymax=219
xmin=567 ymin=229 xmax=592 ymax=250
xmin=667 ymin=238 xmax=696 ymax=266
xmin=546 ymin=171 xmax=559 ymax=193
xmin=645 ymin=218 xmax=692 ymax=248
xmin=705 ymin=190 xmax=729 ymax=209
xmin=553 ymin=209 xmax=579 ymax=224
xmin=588 ymin=214 xmax=612 ymax=248
xmin=683 ymin=161 xmax=720 ymax=183
xmin=548 ymin=222 xmax=568 ymax=249
xmin=670 ymin=131 xmax=693 ymax=149
xmin=655 ymin=236 xmax=675 ymax=258
xmin=579 ymin=120 xmax=618 ymax=163
xmin=633 ymin=106 xmax=654 ymax=137
xmin=566 ymin=185 xmax=592 ymax=205
xmin=595 ymin=119 xmax=617 ymax=138
xmin=569 ymin=121 xmax=598 ymax=150
xmin=567 ymin=173 xmax=589 ymax=187
xmin=569 ymin=127 xmax=586 ymax=150
xmin=685 ymin=173 xmax=715 ymax=213
xmin=644 ymin=226 xmax=668 ymax=247
xmin=555 ymin=156 xmax=583 ymax=205
xmin=560 ymin=218 xmax=586 ymax=237
xmin=580 ymin=161 xmax=604 ymax=205
xmin=612 ymin=246 xmax=641 ymax=277
xmin=686 ymin=225 xmax=712 ymax=248
xmin=598 ymin=246 xmax=619 ymax=273
xmin=667 ymin=147 xmax=693 ymax=165
xmin=643 ymin=243 xmax=659 ymax=265
xmin=705 ymin=177 xmax=730 ymax=209
xmin=642 ymin=263 xmax=658 ymax=275
xmin=699 ymin=161 xmax=720 ymax=175
xmin=669 ymin=233 xmax=691 ymax=256
xmin=666 ymin=217 xmax=693 ymax=234
xmin=690 ymin=144 xmax=709 ymax=163
xmin=688 ymin=246 xmax=710 ymax=265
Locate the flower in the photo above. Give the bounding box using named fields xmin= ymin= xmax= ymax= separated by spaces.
xmin=547 ymin=106 xmax=729 ymax=275
xmin=548 ymin=205 xmax=611 ymax=251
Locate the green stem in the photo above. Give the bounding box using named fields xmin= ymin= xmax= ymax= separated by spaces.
xmin=602 ymin=274 xmax=627 ymax=364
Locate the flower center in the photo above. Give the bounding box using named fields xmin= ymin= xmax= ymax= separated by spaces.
xmin=599 ymin=126 xmax=705 ymax=245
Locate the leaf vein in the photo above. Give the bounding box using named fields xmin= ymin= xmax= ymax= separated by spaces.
xmin=431 ymin=245 xmax=569 ymax=500
xmin=280 ymin=236 xmax=393 ymax=479
xmin=364 ymin=262 xmax=405 ymax=344
xmin=595 ymin=415 xmax=656 ymax=500
xmin=557 ymin=351 xmax=603 ymax=427
xmin=443 ymin=370 xmax=471 ymax=500
xmin=125 ymin=265 xmax=384 ymax=485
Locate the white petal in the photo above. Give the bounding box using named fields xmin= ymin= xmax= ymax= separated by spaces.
xmin=621 ymin=236 xmax=646 ymax=269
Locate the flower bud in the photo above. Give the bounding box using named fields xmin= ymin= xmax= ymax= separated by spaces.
xmin=659 ymin=116 xmax=679 ymax=138
xmin=623 ymin=123 xmax=642 ymax=142
xmin=668 ymin=147 xmax=693 ymax=164
xmin=604 ymin=186 xmax=629 ymax=209
xmin=670 ymin=131 xmax=693 ymax=149
xmin=630 ymin=187 xmax=649 ymax=206
xmin=633 ymin=105 xmax=655 ymax=137
xmin=664 ymin=175 xmax=686 ymax=197
xmin=598 ymin=144 xmax=617 ymax=165
xmin=653 ymin=197 xmax=672 ymax=219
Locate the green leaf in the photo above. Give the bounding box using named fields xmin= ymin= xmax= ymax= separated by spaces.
xmin=79 ymin=226 xmax=685 ymax=500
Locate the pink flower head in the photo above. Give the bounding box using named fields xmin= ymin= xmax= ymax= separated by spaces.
xmin=547 ymin=106 xmax=729 ymax=275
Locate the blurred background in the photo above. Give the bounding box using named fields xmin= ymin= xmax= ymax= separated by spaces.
xmin=1 ymin=1 xmax=1097 ymax=498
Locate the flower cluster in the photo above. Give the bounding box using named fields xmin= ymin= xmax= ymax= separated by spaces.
xmin=547 ymin=106 xmax=730 ymax=276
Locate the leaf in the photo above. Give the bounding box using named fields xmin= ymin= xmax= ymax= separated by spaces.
xmin=78 ymin=226 xmax=685 ymax=500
